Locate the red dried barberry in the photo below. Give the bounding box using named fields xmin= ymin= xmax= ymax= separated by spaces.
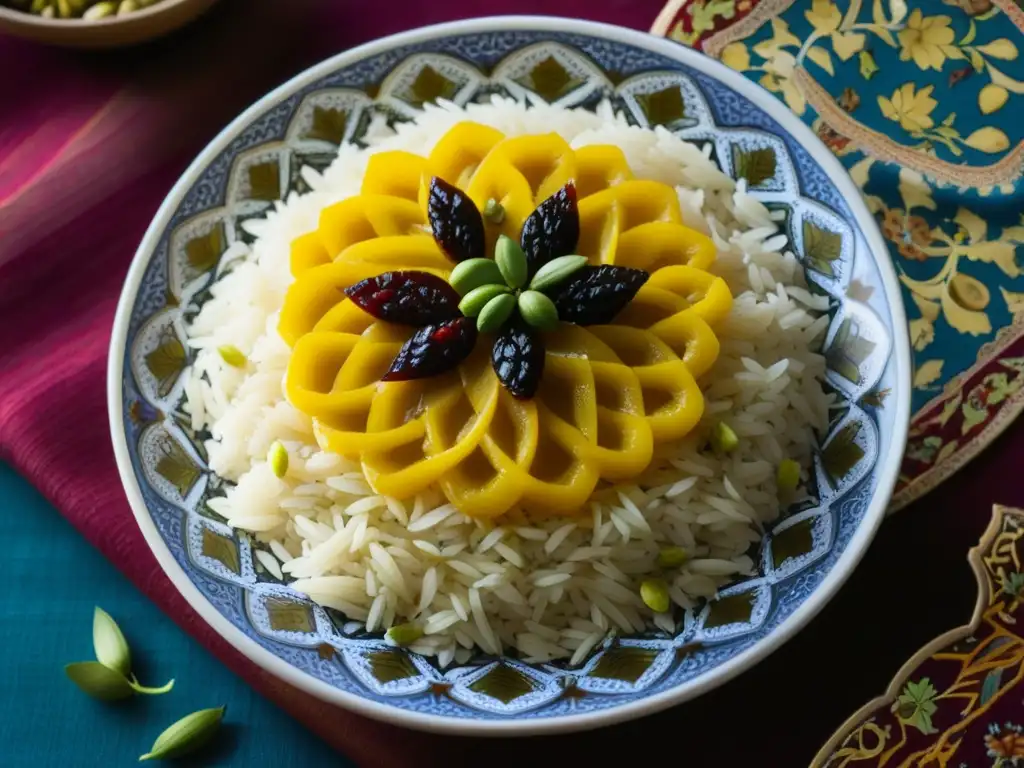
xmin=344 ymin=271 xmax=461 ymax=325
xmin=491 ymin=320 xmax=545 ymax=399
xmin=548 ymin=265 xmax=649 ymax=325
xmin=427 ymin=176 xmax=485 ymax=263
xmin=382 ymin=317 xmax=477 ymax=382
xmin=519 ymin=182 xmax=579 ymax=279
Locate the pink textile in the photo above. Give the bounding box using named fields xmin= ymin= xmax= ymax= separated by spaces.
xmin=0 ymin=2 xmax=666 ymax=766
xmin=5 ymin=3 xmax=1012 ymax=765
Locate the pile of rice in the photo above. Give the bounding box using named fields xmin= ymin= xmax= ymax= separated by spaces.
xmin=183 ymin=96 xmax=832 ymax=667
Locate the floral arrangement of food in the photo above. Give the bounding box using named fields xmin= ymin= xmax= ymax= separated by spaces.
xmin=187 ymin=97 xmax=831 ymax=665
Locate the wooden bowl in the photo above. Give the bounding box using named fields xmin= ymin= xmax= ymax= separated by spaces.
xmin=0 ymin=0 xmax=219 ymax=48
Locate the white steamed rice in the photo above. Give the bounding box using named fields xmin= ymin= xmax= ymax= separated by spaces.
xmin=182 ymin=95 xmax=832 ymax=665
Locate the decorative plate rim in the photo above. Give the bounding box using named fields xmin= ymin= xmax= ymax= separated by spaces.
xmin=106 ymin=15 xmax=913 ymax=736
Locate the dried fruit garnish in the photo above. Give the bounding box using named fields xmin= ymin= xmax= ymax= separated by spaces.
xmin=344 ymin=271 xmax=461 ymax=325
xmin=427 ymin=176 xmax=485 ymax=263
xmin=390 ymin=177 xmax=648 ymax=398
xmin=491 ymin=321 xmax=545 ymax=399
xmin=519 ymin=182 xmax=579 ymax=279
xmin=549 ymin=265 xmax=649 ymax=325
xmin=382 ymin=317 xmax=477 ymax=382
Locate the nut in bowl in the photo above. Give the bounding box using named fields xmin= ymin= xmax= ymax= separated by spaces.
xmin=0 ymin=0 xmax=218 ymax=48
xmin=108 ymin=17 xmax=911 ymax=733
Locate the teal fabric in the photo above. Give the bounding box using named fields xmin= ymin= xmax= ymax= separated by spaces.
xmin=693 ymin=3 xmax=1024 ymax=414
xmin=0 ymin=462 xmax=351 ymax=767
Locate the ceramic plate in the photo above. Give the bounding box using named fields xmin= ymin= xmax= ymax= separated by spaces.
xmin=108 ymin=17 xmax=911 ymax=734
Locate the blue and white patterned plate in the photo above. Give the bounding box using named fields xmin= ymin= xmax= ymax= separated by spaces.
xmin=108 ymin=17 xmax=911 ymax=734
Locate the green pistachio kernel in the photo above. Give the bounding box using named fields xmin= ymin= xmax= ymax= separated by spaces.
xmin=640 ymin=579 xmax=671 ymax=614
xmin=494 ymin=235 xmax=528 ymax=289
xmin=483 ymin=198 xmax=506 ymax=224
xmin=458 ymin=284 xmax=510 ymax=318
xmin=777 ymin=458 xmax=801 ymax=492
xmin=268 ymin=441 xmax=289 ymax=479
xmin=385 ymin=623 xmax=423 ymax=647
xmin=449 ymin=258 xmax=505 ymax=296
xmin=710 ymin=421 xmax=739 ymax=454
xmin=476 ymin=293 xmax=517 ymax=333
xmin=518 ymin=290 xmax=560 ymax=331
xmin=656 ymin=546 xmax=689 ymax=569
xmin=217 ymin=345 xmax=247 ymax=368
xmin=529 ymin=254 xmax=589 ymax=292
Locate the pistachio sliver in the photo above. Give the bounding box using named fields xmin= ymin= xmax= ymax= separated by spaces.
xmin=386 ymin=623 xmax=423 ymax=647
xmin=518 ymin=290 xmax=559 ymax=331
xmin=217 ymin=344 xmax=247 ymax=368
xmin=777 ymin=458 xmax=801 ymax=492
xmin=268 ymin=440 xmax=289 ymax=479
xmin=483 ymin=198 xmax=506 ymax=224
xmin=710 ymin=421 xmax=739 ymax=453
xmin=656 ymin=546 xmax=688 ymax=569
xmin=459 ymin=284 xmax=510 ymax=318
xmin=476 ymin=293 xmax=516 ymax=333
xmin=139 ymin=706 xmax=226 ymax=762
xmin=640 ymin=579 xmax=670 ymax=613
xmin=449 ymin=258 xmax=504 ymax=296
xmin=529 ymin=254 xmax=589 ymax=292
xmin=495 ymin=235 xmax=528 ymax=289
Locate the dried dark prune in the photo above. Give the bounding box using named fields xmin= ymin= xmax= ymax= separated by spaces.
xmin=519 ymin=182 xmax=579 ymax=279
xmin=427 ymin=176 xmax=485 ymax=263
xmin=344 ymin=271 xmax=461 ymax=325
xmin=491 ymin=320 xmax=545 ymax=399
xmin=383 ymin=317 xmax=477 ymax=382
xmin=548 ymin=265 xmax=649 ymax=326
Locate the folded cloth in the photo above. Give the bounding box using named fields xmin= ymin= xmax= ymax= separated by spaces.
xmin=0 ymin=1 xmax=668 ymax=766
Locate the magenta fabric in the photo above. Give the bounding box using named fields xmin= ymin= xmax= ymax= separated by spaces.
xmin=0 ymin=2 xmax=1014 ymax=765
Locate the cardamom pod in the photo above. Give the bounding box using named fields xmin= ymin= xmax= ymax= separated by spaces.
xmin=65 ymin=661 xmax=136 ymax=702
xmin=93 ymin=606 xmax=131 ymax=677
xmin=139 ymin=706 xmax=226 ymax=762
